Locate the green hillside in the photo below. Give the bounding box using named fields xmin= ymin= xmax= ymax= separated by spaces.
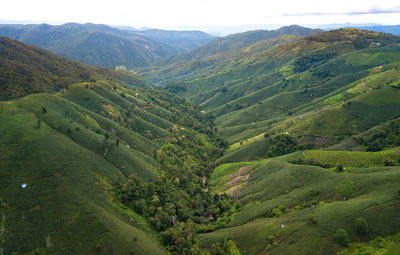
xmin=154 ymin=25 xmax=321 ymax=65
xmin=0 ymin=82 xmax=163 ymax=254
xmin=0 ymin=77 xmax=228 ymax=254
xmin=0 ymin=36 xmax=148 ymax=101
xmin=178 ymin=29 xmax=400 ymax=147
xmin=4 ymin=25 xmax=400 ymax=255
xmin=138 ymin=25 xmax=321 ymax=84
xmin=132 ymin=28 xmax=400 ymax=254
xmin=203 ymin=159 xmax=400 ymax=254
xmin=0 ymin=23 xmax=214 ymax=69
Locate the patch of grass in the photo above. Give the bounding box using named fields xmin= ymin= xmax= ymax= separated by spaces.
xmin=203 ymin=160 xmax=400 ymax=254
xmin=302 ymin=148 xmax=400 ymax=168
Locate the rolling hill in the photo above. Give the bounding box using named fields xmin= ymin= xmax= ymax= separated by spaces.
xmin=0 ymin=39 xmax=227 ymax=254
xmin=134 ymin=28 xmax=400 ymax=254
xmin=151 ymin=29 xmax=400 ymax=148
xmin=0 ymin=78 xmax=225 ymax=254
xmin=3 ymin=24 xmax=400 ymax=255
xmin=138 ymin=25 xmax=322 ymax=84
xmin=0 ymin=23 xmax=214 ymax=69
xmin=0 ymin=36 xmax=149 ymax=101
xmin=203 ymin=159 xmax=400 ymax=254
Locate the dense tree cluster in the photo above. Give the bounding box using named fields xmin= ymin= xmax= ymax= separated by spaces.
xmin=265 ymin=134 xmax=311 ymax=157
xmin=111 ymin=89 xmax=236 ymax=253
xmin=294 ymin=53 xmax=337 ymax=73
xmin=358 ymin=120 xmax=400 ymax=151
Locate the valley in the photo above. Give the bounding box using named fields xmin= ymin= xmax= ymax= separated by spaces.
xmin=1 ymin=23 xmax=400 ymax=255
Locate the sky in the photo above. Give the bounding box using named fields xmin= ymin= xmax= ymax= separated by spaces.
xmin=1 ymin=0 xmax=400 ymax=33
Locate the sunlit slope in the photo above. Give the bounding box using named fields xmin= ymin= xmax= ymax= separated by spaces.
xmin=218 ymin=57 xmax=400 ymax=150
xmin=146 ymin=29 xmax=400 ymax=146
xmin=0 ymin=80 xmax=190 ymax=254
xmin=138 ymin=25 xmax=321 ymax=84
xmin=202 ymin=160 xmax=400 ymax=254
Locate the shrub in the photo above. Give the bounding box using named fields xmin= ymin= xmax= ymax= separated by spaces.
xmin=336 ymin=163 xmax=344 ymax=172
xmin=383 ymin=158 xmax=395 ymax=166
xmin=334 ymin=229 xmax=350 ymax=246
xmin=271 ymin=208 xmax=282 ymax=217
xmin=354 ymin=217 xmax=368 ymax=234
xmin=278 ymin=205 xmax=288 ymax=213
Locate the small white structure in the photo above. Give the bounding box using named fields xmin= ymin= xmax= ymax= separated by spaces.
xmin=126 ymin=145 xmax=130 ymax=148
xmin=22 ymin=183 xmax=27 ymax=189
xmin=280 ymin=224 xmax=285 ymax=229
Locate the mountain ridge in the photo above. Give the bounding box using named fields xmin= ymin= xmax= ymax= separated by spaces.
xmin=0 ymin=22 xmax=214 ymax=69
xmin=0 ymin=36 xmax=148 ymax=100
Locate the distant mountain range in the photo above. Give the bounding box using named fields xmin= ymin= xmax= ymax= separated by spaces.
xmin=355 ymin=25 xmax=400 ymax=35
xmin=2 ymin=22 xmax=400 ymax=254
xmin=138 ymin=25 xmax=322 ymax=84
xmin=0 ymin=23 xmax=214 ymax=69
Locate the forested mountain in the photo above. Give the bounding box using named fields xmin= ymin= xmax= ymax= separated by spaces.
xmin=0 ymin=36 xmax=148 ymax=100
xmin=3 ymin=25 xmax=400 ymax=255
xmin=137 ymin=28 xmax=400 ymax=254
xmin=153 ymin=25 xmax=322 ymax=65
xmin=151 ymin=28 xmax=400 ymax=144
xmin=0 ymin=23 xmax=214 ymax=69
xmin=138 ymin=25 xmax=322 ymax=84
xmin=0 ymin=38 xmax=231 ymax=254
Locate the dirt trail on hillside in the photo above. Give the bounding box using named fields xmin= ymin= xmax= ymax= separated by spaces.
xmin=361 ymin=79 xmax=374 ymax=90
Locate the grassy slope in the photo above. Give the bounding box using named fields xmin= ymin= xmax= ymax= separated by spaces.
xmin=138 ymin=25 xmax=321 ymax=84
xmin=133 ymin=28 xmax=400 ymax=254
xmin=203 ymin=160 xmax=400 ymax=254
xmin=220 ymin=58 xmax=400 ymax=151
xmin=0 ymin=80 xmax=177 ymax=254
xmin=144 ymin=28 xmax=400 ymax=148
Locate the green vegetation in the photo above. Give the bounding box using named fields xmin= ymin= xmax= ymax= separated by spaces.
xmin=354 ymin=217 xmax=369 ymax=234
xmin=0 ymin=76 xmax=230 ymax=254
xmin=142 ymin=28 xmax=400 ymax=150
xmin=202 ymin=159 xmax=400 ymax=254
xmin=0 ymin=36 xmax=148 ymax=100
xmin=301 ymin=148 xmax=400 ymax=168
xmin=139 ymin=25 xmax=321 ymax=84
xmin=335 ymin=229 xmax=351 ymax=246
xmin=4 ymin=25 xmax=400 ymax=255
xmin=0 ymin=23 xmax=214 ymax=69
xmin=339 ymin=232 xmax=400 ymax=255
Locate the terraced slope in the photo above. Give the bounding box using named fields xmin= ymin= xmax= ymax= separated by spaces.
xmin=204 ymin=160 xmax=400 ymax=254
xmin=0 ymin=81 xmax=168 ymax=254
xmin=138 ymin=25 xmax=321 ymax=84
xmin=0 ymin=78 xmax=222 ymax=254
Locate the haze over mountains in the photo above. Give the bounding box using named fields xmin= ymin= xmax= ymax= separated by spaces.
xmin=0 ymin=23 xmax=214 ymax=69
xmin=2 ymin=21 xmax=400 ymax=254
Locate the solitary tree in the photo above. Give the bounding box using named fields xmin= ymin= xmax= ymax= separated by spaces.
xmin=354 ymin=217 xmax=368 ymax=234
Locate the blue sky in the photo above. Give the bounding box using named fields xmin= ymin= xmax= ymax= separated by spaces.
xmin=1 ymin=0 xmax=400 ymax=31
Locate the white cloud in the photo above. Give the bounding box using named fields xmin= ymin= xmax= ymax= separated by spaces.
xmin=1 ymin=0 xmax=400 ymax=28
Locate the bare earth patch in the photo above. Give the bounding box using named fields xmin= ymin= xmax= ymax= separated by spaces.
xmin=221 ymin=165 xmax=253 ymax=196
